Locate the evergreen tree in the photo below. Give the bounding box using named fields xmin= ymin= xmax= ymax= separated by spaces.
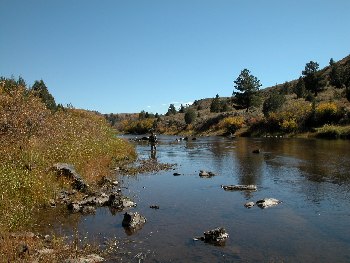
xmin=280 ymin=81 xmax=291 ymax=95
xmin=179 ymin=104 xmax=185 ymax=113
xmin=139 ymin=110 xmax=146 ymax=120
xmin=1 ymin=76 xmax=18 ymax=93
xmin=166 ymin=104 xmax=177 ymax=116
xmin=184 ymin=108 xmax=196 ymax=124
xmin=262 ymin=91 xmax=286 ymax=117
xmin=31 ymin=80 xmax=57 ymax=111
xmin=302 ymin=61 xmax=323 ymax=96
xmin=220 ymin=100 xmax=229 ymax=112
xmin=210 ymin=94 xmax=221 ymax=113
xmin=17 ymin=76 xmax=26 ymax=87
xmin=329 ymin=62 xmax=343 ymax=88
xmin=233 ymin=69 xmax=262 ymax=111
xmin=294 ymin=77 xmax=306 ymax=98
xmin=346 ymin=87 xmax=350 ymax=102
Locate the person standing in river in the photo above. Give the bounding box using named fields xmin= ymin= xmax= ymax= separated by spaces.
xmin=149 ymin=130 xmax=157 ymax=152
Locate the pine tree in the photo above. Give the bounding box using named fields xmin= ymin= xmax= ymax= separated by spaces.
xmin=294 ymin=77 xmax=306 ymax=98
xmin=210 ymin=94 xmax=221 ymax=113
xmin=233 ymin=69 xmax=262 ymax=111
xmin=31 ymin=80 xmax=57 ymax=111
xmin=302 ymin=61 xmax=323 ymax=96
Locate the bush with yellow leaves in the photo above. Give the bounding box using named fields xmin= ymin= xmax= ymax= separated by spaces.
xmin=315 ymin=102 xmax=339 ymax=125
xmin=217 ymin=116 xmax=245 ymax=134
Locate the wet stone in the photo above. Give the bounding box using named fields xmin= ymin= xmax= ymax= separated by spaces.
xmin=244 ymin=202 xmax=255 ymax=208
xmin=122 ymin=212 xmax=147 ymax=229
xmin=199 ymin=170 xmax=216 ymax=178
xmin=204 ymin=227 xmax=229 ymax=243
xmin=65 ymin=254 xmax=104 ymax=263
xmin=256 ymin=198 xmax=282 ymax=209
xmin=196 ymin=227 xmax=229 ymax=246
xmin=252 ymin=149 xmax=261 ymax=154
xmin=221 ymin=185 xmax=257 ymax=191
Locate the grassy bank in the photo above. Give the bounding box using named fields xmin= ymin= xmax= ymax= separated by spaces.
xmin=315 ymin=124 xmax=350 ymax=139
xmin=0 ymin=78 xmax=136 ymax=260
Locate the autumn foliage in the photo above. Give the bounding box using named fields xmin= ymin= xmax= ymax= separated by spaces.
xmin=0 ymin=77 xmax=136 ymax=230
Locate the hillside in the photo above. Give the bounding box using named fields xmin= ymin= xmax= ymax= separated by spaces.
xmin=108 ymin=54 xmax=350 ymax=138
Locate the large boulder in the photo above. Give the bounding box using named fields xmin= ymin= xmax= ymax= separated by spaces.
xmin=53 ymin=163 xmax=88 ymax=192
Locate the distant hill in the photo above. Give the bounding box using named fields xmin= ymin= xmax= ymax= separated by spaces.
xmin=107 ymin=54 xmax=350 ymax=137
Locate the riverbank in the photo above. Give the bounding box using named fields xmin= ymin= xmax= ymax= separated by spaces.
xmin=0 ymin=79 xmax=139 ymax=261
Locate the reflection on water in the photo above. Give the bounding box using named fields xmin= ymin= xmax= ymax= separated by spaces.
xmin=37 ymin=136 xmax=350 ymax=262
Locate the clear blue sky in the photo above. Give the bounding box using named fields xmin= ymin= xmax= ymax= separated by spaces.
xmin=1 ymin=0 xmax=349 ymax=114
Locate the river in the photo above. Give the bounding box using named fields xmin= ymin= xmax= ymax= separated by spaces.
xmin=49 ymin=136 xmax=350 ymax=262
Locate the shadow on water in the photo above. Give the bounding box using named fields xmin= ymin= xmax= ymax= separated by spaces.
xmin=34 ymin=136 xmax=350 ymax=262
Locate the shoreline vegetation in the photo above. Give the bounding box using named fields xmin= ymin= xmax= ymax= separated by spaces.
xmin=0 ymin=78 xmax=136 ymax=261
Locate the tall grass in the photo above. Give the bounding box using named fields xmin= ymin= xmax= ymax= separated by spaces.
xmin=315 ymin=124 xmax=350 ymax=139
xmin=0 ymin=80 xmax=136 ymax=231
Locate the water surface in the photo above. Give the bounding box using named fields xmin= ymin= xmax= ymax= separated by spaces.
xmin=47 ymin=136 xmax=350 ymax=262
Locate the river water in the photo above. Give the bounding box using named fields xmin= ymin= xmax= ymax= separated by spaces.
xmin=51 ymin=136 xmax=350 ymax=262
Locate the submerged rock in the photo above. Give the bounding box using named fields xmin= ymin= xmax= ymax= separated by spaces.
xmin=195 ymin=227 xmax=229 ymax=246
xmin=65 ymin=254 xmax=104 ymax=263
xmin=244 ymin=202 xmax=255 ymax=208
xmin=256 ymin=198 xmax=282 ymax=209
xmin=199 ymin=170 xmax=216 ymax=178
xmin=252 ymin=149 xmax=261 ymax=154
xmin=221 ymin=185 xmax=257 ymax=191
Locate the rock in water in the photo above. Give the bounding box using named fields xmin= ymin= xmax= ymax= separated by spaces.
xmin=199 ymin=227 xmax=229 ymax=246
xmin=65 ymin=254 xmax=104 ymax=263
xmin=221 ymin=185 xmax=257 ymax=191
xmin=199 ymin=170 xmax=216 ymax=178
xmin=122 ymin=212 xmax=147 ymax=229
xmin=252 ymin=149 xmax=261 ymax=154
xmin=256 ymin=198 xmax=281 ymax=208
xmin=244 ymin=202 xmax=255 ymax=208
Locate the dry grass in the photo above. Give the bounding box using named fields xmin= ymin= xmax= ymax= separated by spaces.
xmin=0 ymin=80 xmax=136 ymax=230
xmin=0 ymin=78 xmax=136 ymax=261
